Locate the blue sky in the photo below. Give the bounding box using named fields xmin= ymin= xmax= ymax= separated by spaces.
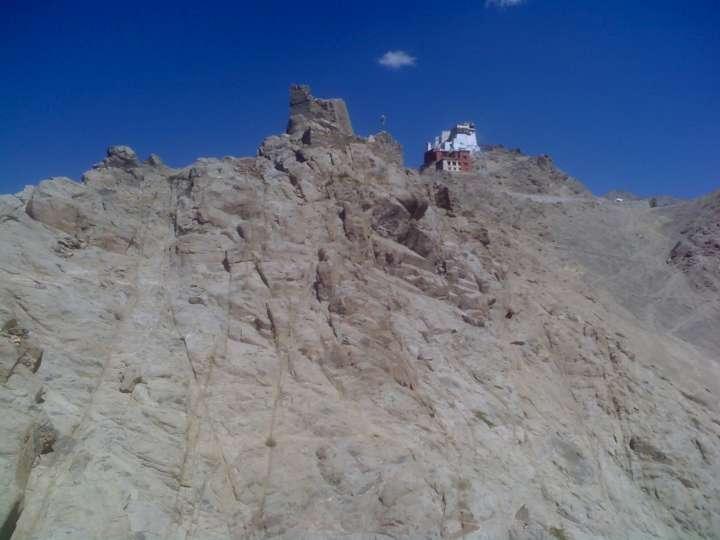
xmin=1 ymin=0 xmax=718 ymax=197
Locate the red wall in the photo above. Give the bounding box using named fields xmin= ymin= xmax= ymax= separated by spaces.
xmin=424 ymin=149 xmax=472 ymax=171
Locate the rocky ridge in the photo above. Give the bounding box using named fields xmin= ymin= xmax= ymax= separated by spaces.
xmin=0 ymin=86 xmax=718 ymax=540
xmin=668 ymin=190 xmax=720 ymax=292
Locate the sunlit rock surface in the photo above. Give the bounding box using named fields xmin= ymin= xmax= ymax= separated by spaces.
xmin=1 ymin=87 xmax=718 ymax=540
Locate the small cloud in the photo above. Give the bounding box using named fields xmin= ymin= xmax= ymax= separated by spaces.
xmin=378 ymin=50 xmax=416 ymax=70
xmin=485 ymin=0 xmax=525 ymax=7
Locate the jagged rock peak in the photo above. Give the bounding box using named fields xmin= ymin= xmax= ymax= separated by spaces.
xmin=146 ymin=153 xmax=164 ymax=167
xmin=103 ymin=145 xmax=139 ymax=168
xmin=286 ymin=84 xmax=354 ymax=143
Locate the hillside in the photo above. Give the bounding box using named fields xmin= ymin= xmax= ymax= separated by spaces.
xmin=0 ymin=86 xmax=718 ymax=540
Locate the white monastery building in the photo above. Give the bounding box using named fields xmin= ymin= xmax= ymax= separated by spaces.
xmin=423 ymin=122 xmax=480 ymax=172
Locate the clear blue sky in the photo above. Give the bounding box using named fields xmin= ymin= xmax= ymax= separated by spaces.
xmin=1 ymin=0 xmax=718 ymax=197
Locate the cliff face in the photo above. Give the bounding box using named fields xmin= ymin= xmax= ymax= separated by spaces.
xmin=0 ymin=87 xmax=718 ymax=540
xmin=668 ymin=190 xmax=720 ymax=292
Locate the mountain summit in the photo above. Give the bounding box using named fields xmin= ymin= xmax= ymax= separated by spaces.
xmin=1 ymin=86 xmax=718 ymax=539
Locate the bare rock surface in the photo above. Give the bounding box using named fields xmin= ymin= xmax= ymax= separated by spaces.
xmin=667 ymin=190 xmax=720 ymax=292
xmin=468 ymin=146 xmax=591 ymax=198
xmin=0 ymin=86 xmax=718 ymax=540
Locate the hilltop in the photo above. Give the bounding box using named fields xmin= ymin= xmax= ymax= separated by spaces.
xmin=0 ymin=86 xmax=718 ymax=540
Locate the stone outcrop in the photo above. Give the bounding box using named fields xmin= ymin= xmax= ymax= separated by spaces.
xmin=367 ymin=131 xmax=404 ymax=167
xmin=461 ymin=145 xmax=591 ymax=198
xmin=0 ymin=86 xmax=718 ymax=540
xmin=668 ymin=190 xmax=720 ymax=292
xmin=287 ymin=84 xmax=354 ymax=146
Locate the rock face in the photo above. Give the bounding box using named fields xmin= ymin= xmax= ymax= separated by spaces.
xmin=668 ymin=190 xmax=720 ymax=292
xmin=367 ymin=132 xmax=404 ymax=167
xmin=467 ymin=146 xmax=591 ymax=198
xmin=287 ymin=84 xmax=354 ymax=146
xmin=0 ymin=86 xmax=719 ymax=540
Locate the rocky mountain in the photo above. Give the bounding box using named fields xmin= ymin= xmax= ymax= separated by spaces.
xmin=0 ymin=85 xmax=718 ymax=540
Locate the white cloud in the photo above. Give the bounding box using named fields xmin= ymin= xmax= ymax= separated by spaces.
xmin=378 ymin=50 xmax=417 ymax=70
xmin=485 ymin=0 xmax=525 ymax=7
